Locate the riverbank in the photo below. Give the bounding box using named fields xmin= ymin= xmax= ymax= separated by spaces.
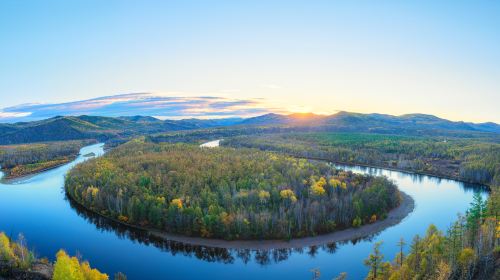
xmin=283 ymin=154 xmax=492 ymax=190
xmin=151 ymin=192 xmax=414 ymax=249
xmin=217 ymin=139 xmax=491 ymax=189
xmin=1 ymin=140 xmax=484 ymax=279
xmin=0 ymin=139 xmax=97 ymax=182
xmin=67 ymin=189 xmax=414 ymax=250
xmin=0 ymin=158 xmax=75 ymax=181
xmin=0 ymin=260 xmax=52 ymax=280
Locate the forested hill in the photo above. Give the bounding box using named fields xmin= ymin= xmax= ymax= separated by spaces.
xmin=1 ymin=112 xmax=498 ymax=145
xmin=241 ymin=112 xmax=500 ymax=135
xmin=0 ymin=115 xmax=243 ymax=145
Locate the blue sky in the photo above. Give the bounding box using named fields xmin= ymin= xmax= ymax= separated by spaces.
xmin=1 ymin=0 xmax=499 ymax=123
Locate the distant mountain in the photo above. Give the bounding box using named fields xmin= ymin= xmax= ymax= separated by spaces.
xmin=0 ymin=115 xmax=242 ymax=145
xmin=0 ymin=112 xmax=498 ymax=145
xmin=239 ymin=111 xmax=500 ymax=134
xmin=239 ymin=113 xmax=323 ymax=126
xmin=118 ymin=115 xmax=162 ymax=124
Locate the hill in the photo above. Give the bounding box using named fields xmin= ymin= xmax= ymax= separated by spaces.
xmin=0 ymin=112 xmax=498 ymax=145
xmin=0 ymin=115 xmax=242 ymax=145
xmin=241 ymin=112 xmax=500 ymax=135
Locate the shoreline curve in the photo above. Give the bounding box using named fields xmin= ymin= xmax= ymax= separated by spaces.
xmin=67 ymin=190 xmax=414 ymax=250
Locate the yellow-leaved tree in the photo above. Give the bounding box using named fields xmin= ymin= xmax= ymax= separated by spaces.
xmin=53 ymin=250 xmax=85 ymax=280
xmin=53 ymin=249 xmax=108 ymax=280
xmin=0 ymin=232 xmax=16 ymax=262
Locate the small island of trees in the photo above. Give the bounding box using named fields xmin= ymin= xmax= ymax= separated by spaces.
xmin=65 ymin=139 xmax=401 ymax=240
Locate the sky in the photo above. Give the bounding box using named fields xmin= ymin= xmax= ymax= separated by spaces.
xmin=0 ymin=93 xmax=283 ymax=122
xmin=1 ymin=0 xmax=499 ymax=123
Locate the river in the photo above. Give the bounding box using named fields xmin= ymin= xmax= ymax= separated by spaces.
xmin=0 ymin=143 xmax=488 ymax=279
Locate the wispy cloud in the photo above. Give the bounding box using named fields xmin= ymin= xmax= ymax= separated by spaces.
xmin=0 ymin=93 xmax=281 ymax=123
xmin=0 ymin=111 xmax=32 ymax=119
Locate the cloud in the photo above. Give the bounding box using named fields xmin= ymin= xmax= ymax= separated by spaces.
xmin=0 ymin=93 xmax=280 ymax=123
xmin=0 ymin=111 xmax=32 ymax=119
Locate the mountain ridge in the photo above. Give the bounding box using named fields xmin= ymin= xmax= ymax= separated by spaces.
xmin=0 ymin=112 xmax=498 ymax=145
xmin=240 ymin=111 xmax=500 ymax=132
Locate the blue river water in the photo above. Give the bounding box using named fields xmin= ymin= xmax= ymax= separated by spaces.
xmin=0 ymin=143 xmax=488 ymax=279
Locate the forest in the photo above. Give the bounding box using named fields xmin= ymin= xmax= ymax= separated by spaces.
xmin=223 ymin=132 xmax=500 ymax=186
xmin=0 ymin=140 xmax=94 ymax=179
xmin=361 ymin=189 xmax=499 ymax=280
xmin=0 ymin=231 xmax=122 ymax=280
xmin=65 ymin=139 xmax=401 ymax=240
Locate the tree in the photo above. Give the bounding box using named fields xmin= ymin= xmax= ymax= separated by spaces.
xmin=409 ymin=235 xmax=422 ymax=273
xmin=458 ymin=247 xmax=475 ymax=279
xmin=396 ymin=237 xmax=406 ymax=268
xmin=14 ymin=233 xmax=34 ymax=269
xmin=53 ymin=249 xmax=109 ymax=280
xmin=333 ymin=272 xmax=347 ymax=280
xmin=364 ymin=241 xmax=384 ymax=280
xmin=280 ymin=189 xmax=297 ymax=203
xmin=53 ymin=250 xmax=85 ymax=280
xmin=435 ymin=261 xmax=451 ymax=280
xmin=114 ymin=272 xmax=127 ymax=280
xmin=170 ymin=198 xmax=183 ymax=209
xmin=81 ymin=261 xmax=109 ymax=280
xmin=310 ymin=268 xmax=321 ymax=280
xmin=467 ymin=192 xmax=486 ymax=242
xmin=0 ymin=232 xmax=15 ymax=262
xmin=352 ymin=216 xmax=362 ymax=227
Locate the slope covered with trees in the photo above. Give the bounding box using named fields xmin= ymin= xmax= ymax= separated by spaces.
xmin=0 ymin=140 xmax=94 ymax=179
xmin=65 ymin=139 xmax=401 ymax=240
xmin=2 ymin=112 xmax=498 ymax=145
xmin=362 ymin=190 xmax=499 ymax=280
xmin=224 ymin=132 xmax=500 ymax=186
xmin=0 ymin=115 xmax=242 ymax=145
xmin=0 ymin=231 xmax=118 ymax=280
xmin=240 ymin=112 xmax=500 ymax=135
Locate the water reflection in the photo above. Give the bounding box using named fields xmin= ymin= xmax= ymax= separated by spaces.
xmin=332 ymin=163 xmax=489 ymax=193
xmin=67 ymin=194 xmax=381 ymax=266
xmin=0 ymin=143 xmax=489 ymax=279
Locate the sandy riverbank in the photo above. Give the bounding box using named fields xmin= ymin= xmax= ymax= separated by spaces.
xmin=143 ymin=191 xmax=414 ymax=250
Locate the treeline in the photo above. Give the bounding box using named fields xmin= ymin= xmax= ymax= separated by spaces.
xmin=223 ymin=133 xmax=500 ymax=186
xmin=362 ymin=189 xmax=499 ymax=280
xmin=65 ymin=140 xmax=400 ymax=240
xmin=146 ymin=126 xmax=311 ymax=144
xmin=0 ymin=232 xmax=123 ymax=280
xmin=0 ymin=140 xmax=94 ymax=178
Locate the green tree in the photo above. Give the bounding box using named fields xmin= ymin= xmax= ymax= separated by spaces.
xmin=396 ymin=237 xmax=406 ymax=267
xmin=364 ymin=241 xmax=384 ymax=280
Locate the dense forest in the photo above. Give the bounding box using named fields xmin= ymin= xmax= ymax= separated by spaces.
xmin=65 ymin=139 xmax=401 ymax=240
xmin=0 ymin=231 xmax=121 ymax=280
xmin=223 ymin=133 xmax=500 ymax=186
xmin=0 ymin=140 xmax=94 ymax=179
xmin=362 ymin=190 xmax=499 ymax=280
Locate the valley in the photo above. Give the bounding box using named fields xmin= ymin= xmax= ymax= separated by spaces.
xmin=0 ymin=113 xmax=498 ymax=279
xmin=3 ymin=2 xmax=498 ymax=278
